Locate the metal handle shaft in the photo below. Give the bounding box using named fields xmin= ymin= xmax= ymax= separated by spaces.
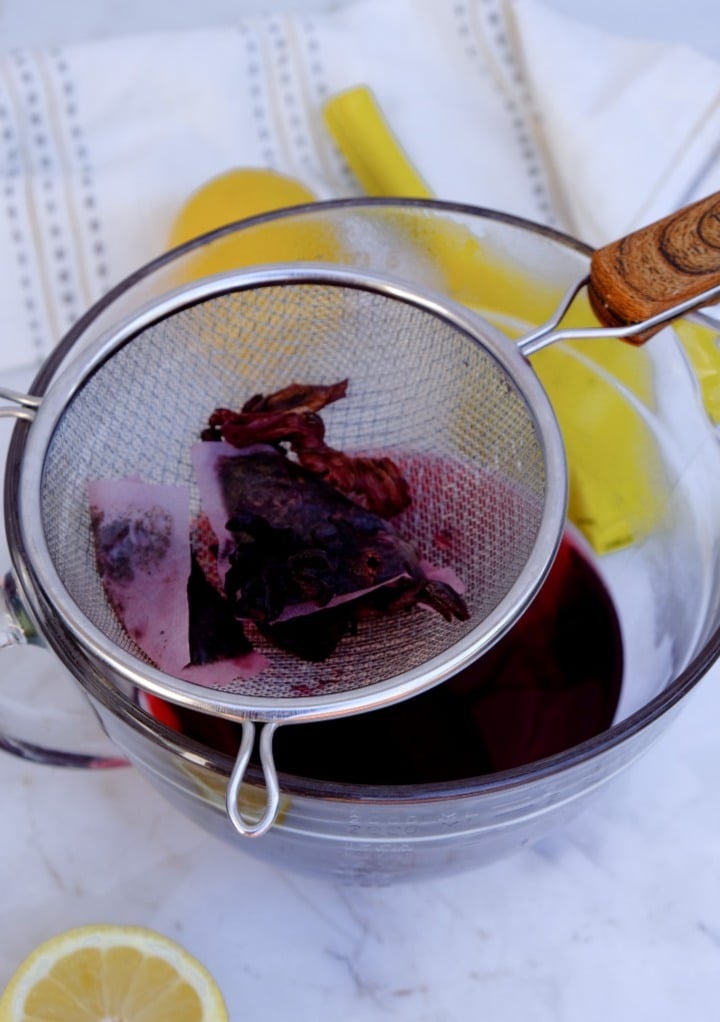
xmin=518 ymin=277 xmax=720 ymax=356
xmin=0 ymin=388 xmax=39 ymax=422
xmin=0 ymin=572 xmax=128 ymax=768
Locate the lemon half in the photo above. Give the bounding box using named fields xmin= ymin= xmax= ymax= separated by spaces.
xmin=0 ymin=925 xmax=228 ymax=1022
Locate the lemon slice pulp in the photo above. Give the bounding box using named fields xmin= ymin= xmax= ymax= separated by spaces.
xmin=0 ymin=925 xmax=228 ymax=1022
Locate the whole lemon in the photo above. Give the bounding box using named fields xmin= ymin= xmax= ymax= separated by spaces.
xmin=167 ymin=168 xmax=342 ymax=280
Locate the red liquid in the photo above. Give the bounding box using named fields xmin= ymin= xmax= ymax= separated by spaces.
xmin=146 ymin=532 xmax=623 ymax=784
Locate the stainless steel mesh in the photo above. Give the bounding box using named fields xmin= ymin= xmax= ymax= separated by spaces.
xmin=39 ymin=276 xmax=550 ymax=702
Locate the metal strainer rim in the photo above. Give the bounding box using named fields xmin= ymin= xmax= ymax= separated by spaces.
xmin=16 ymin=262 xmax=568 ymax=724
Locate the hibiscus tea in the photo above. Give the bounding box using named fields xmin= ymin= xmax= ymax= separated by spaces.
xmin=145 ymin=531 xmax=623 ymax=784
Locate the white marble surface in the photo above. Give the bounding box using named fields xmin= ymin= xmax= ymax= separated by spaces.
xmin=1 ymin=2 xmax=720 ymax=1018
xmin=2 ymin=631 xmax=720 ymax=1020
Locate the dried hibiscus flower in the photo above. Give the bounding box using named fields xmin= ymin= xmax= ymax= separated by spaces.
xmin=192 ymin=440 xmax=468 ymax=660
xmin=202 ymin=378 xmax=411 ymax=518
xmin=90 ymin=381 xmax=468 ymax=680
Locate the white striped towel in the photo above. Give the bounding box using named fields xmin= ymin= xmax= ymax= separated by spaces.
xmin=1 ymin=0 xmax=720 ymax=372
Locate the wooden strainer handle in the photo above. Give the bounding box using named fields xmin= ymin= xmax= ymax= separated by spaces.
xmin=588 ymin=192 xmax=720 ymax=341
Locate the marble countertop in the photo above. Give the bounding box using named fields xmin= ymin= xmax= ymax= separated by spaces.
xmin=2 ymin=594 xmax=719 ymax=1020
xmin=1 ymin=2 xmax=720 ymax=1018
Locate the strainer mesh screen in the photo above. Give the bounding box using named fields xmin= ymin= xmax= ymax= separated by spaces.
xmin=40 ymin=281 xmax=548 ymax=700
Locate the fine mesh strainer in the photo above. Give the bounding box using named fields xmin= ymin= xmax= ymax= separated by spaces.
xmin=5 ymin=193 xmax=720 ymax=836
xmin=44 ymin=278 xmax=552 ymax=699
xmin=10 ymin=264 xmax=567 ymax=834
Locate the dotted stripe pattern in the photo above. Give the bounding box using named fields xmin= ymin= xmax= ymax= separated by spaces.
xmin=237 ymin=14 xmax=357 ymax=195
xmin=10 ymin=49 xmax=83 ymax=338
xmin=238 ymin=21 xmax=279 ymax=169
xmin=48 ymin=48 xmax=110 ymax=294
xmin=455 ymin=0 xmax=559 ymax=225
xmin=240 ymin=1 xmax=561 ymax=207
xmin=0 ymin=76 xmax=47 ymax=360
xmin=0 ymin=47 xmax=109 ymax=363
xmin=0 ymin=4 xmax=565 ymax=370
xmin=264 ymin=15 xmax=309 ymax=175
xmin=295 ymin=16 xmax=358 ymax=193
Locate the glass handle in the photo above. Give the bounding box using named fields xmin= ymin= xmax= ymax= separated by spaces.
xmin=0 ymin=572 xmax=128 ymax=769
